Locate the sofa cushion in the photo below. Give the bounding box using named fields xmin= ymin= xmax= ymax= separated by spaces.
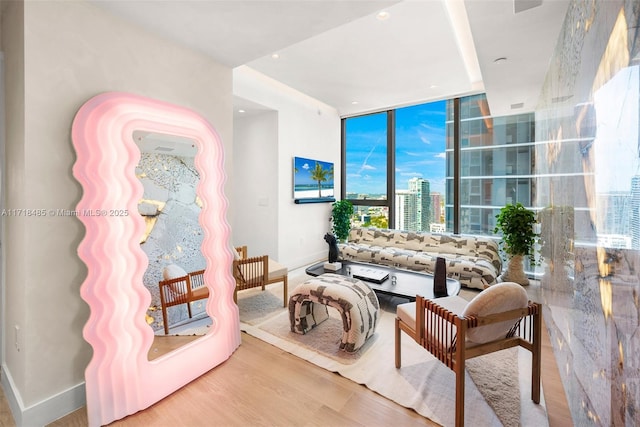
xmin=340 ymin=242 xmax=499 ymax=289
xmin=342 ymin=227 xmax=502 ymax=289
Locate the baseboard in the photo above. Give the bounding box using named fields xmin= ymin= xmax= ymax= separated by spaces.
xmin=1 ymin=364 xmax=86 ymax=426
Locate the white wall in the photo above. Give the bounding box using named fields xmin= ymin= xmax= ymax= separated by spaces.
xmin=1 ymin=1 xmax=233 ymax=425
xmin=233 ymin=66 xmax=341 ymax=269
xmin=233 ymin=111 xmax=279 ymax=258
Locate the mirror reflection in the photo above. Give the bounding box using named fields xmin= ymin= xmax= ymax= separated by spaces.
xmin=132 ymin=130 xmax=212 ymax=360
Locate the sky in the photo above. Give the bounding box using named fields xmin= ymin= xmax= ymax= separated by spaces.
xmin=293 ymin=156 xmax=334 ymax=186
xmin=345 ymin=100 xmax=447 ymax=195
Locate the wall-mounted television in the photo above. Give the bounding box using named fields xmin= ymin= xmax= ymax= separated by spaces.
xmin=293 ymin=156 xmax=335 ymax=204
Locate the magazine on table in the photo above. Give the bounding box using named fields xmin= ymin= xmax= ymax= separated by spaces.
xmin=353 ymin=267 xmax=389 ymax=284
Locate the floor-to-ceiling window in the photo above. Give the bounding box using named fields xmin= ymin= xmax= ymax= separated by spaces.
xmin=447 ymin=94 xmax=535 ymax=236
xmin=342 ymin=93 xmax=535 ymax=237
xmin=343 ymin=111 xmax=390 ymax=228
xmin=395 ymin=101 xmax=447 ymax=232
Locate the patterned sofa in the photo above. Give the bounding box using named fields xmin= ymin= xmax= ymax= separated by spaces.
xmin=338 ymin=227 xmax=502 ymax=290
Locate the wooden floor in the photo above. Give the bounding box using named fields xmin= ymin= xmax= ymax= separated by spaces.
xmin=47 ymin=332 xmax=432 ymax=427
xmin=1 ymin=317 xmax=572 ymax=427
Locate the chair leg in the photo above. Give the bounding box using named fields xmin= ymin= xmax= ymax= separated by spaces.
xmin=455 ymin=361 xmax=465 ymax=427
xmin=162 ymin=305 xmax=169 ymax=335
xmin=283 ymin=276 xmax=288 ymax=308
xmin=395 ymin=317 xmax=401 ymax=368
xmin=532 ymin=311 xmax=542 ymax=403
xmin=233 ymin=288 xmax=238 ymax=304
xmin=187 ymin=302 xmax=192 ymax=319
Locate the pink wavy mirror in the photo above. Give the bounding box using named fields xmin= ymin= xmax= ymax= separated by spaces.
xmin=72 ymin=92 xmax=240 ymax=426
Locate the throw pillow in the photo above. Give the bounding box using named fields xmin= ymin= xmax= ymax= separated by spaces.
xmin=233 ymin=245 xmax=244 ymax=260
xmin=163 ymin=264 xmax=188 ymax=296
xmin=462 ymin=282 xmax=529 ymax=344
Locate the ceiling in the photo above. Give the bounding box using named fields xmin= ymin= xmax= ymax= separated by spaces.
xmin=93 ymin=0 xmax=570 ymax=118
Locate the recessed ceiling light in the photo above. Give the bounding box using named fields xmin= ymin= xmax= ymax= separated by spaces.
xmin=271 ymin=53 xmax=280 ymax=59
xmin=493 ymin=57 xmax=508 ymax=64
xmin=238 ymin=109 xmax=245 ymax=113
xmin=376 ymin=11 xmax=390 ymax=21
xmin=351 ymin=101 xmax=359 ymax=105
xmin=430 ymin=84 xmax=439 ymax=89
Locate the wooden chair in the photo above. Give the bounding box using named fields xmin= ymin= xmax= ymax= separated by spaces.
xmin=158 ymin=269 xmax=209 ymax=335
xmin=395 ymin=282 xmax=541 ymax=427
xmin=233 ymin=245 xmax=288 ymax=307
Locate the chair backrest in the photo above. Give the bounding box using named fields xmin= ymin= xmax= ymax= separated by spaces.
xmin=158 ymin=275 xmax=191 ymax=306
xmin=233 ymin=255 xmax=268 ymax=290
xmin=189 ymin=269 xmax=206 ymax=291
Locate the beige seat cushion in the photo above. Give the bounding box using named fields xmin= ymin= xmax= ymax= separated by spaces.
xmin=267 ymin=259 xmax=288 ymax=281
xmin=396 ymin=296 xmax=468 ymax=328
xmin=238 ymin=258 xmax=288 ymax=282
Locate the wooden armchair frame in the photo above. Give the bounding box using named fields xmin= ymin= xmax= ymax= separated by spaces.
xmin=232 ymin=245 xmax=288 ymax=307
xmin=395 ymin=295 xmax=541 ymax=427
xmin=158 ymin=269 xmax=209 ymax=335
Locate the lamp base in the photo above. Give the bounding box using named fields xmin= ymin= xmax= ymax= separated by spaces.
xmin=323 ymin=262 xmax=342 ymax=271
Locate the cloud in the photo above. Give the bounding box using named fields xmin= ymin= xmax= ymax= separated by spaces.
xmin=435 ymin=152 xmax=446 ymax=159
xmin=419 ymin=135 xmax=431 ymax=145
xmin=302 ymin=163 xmax=310 ymax=170
xmin=358 ymin=144 xmax=379 ymax=174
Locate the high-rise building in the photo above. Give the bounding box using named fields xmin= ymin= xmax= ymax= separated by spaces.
xmin=408 ymin=178 xmax=431 ymax=232
xmin=430 ymin=192 xmax=443 ymax=224
xmin=445 ymin=94 xmax=536 ymax=235
xmin=395 ymin=189 xmax=417 ymax=231
xmin=631 ymin=175 xmax=640 ymax=249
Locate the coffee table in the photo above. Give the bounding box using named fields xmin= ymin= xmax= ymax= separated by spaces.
xmin=305 ymin=260 xmax=461 ymax=301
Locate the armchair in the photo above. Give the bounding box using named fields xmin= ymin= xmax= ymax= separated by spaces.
xmin=395 ymin=282 xmax=541 ymax=427
xmin=158 ymin=267 xmax=209 ymax=335
xmin=232 ymin=245 xmax=288 ymax=307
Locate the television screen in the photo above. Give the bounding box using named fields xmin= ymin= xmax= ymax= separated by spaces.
xmin=293 ymin=156 xmax=335 ymax=201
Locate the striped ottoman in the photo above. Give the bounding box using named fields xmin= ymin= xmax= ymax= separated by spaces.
xmin=288 ymin=273 xmax=380 ymax=352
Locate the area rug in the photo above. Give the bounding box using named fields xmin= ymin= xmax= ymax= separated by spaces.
xmin=238 ymin=269 xmax=548 ymax=427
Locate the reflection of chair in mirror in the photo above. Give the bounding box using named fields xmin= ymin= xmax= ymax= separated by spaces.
xmin=395 ymin=282 xmax=541 ymax=427
xmin=158 ymin=265 xmax=209 ymax=334
xmin=232 ymin=245 xmax=288 ymax=307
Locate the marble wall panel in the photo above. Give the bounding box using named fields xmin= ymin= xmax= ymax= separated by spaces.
xmin=536 ymin=0 xmax=640 ymax=424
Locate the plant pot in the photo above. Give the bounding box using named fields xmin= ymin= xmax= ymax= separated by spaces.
xmin=500 ymin=254 xmax=529 ymax=286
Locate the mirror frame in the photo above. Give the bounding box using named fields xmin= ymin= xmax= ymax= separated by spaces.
xmin=72 ymin=92 xmax=240 ymax=426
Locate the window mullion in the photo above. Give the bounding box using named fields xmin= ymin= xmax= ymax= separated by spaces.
xmin=387 ymin=110 xmax=395 ymax=229
xmin=453 ymin=98 xmax=460 ymax=234
xmin=340 ymin=118 xmax=346 ymax=199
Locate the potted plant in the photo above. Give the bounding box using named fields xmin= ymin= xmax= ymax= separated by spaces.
xmin=494 ymin=202 xmax=538 ymax=285
xmin=331 ymin=199 xmax=354 ymax=243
